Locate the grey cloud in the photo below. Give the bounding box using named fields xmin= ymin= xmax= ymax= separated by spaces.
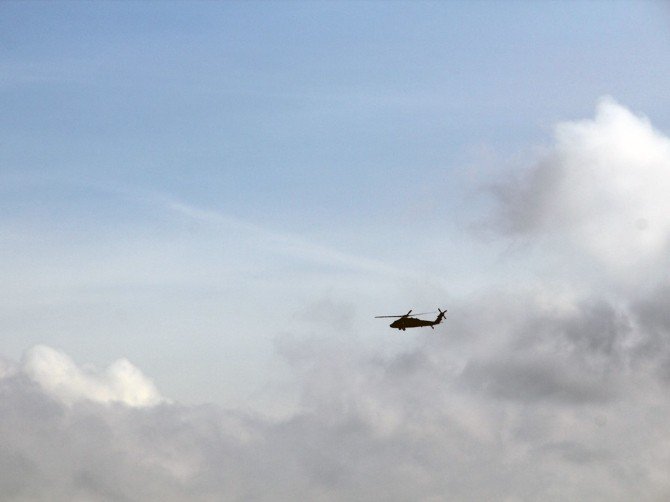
xmin=631 ymin=282 xmax=670 ymax=382
xmin=490 ymin=156 xmax=568 ymax=236
xmin=0 ymin=366 xmax=465 ymax=501
xmin=0 ymin=452 xmax=41 ymax=500
xmin=3 ymin=328 xmax=670 ymax=502
xmin=382 ymin=349 xmax=430 ymax=377
xmin=632 ymin=282 xmax=670 ymax=351
xmin=456 ymin=297 xmax=639 ymax=405
xmin=460 ymin=356 xmax=615 ymax=404
xmin=537 ymin=441 xmax=610 ymax=465
xmin=560 ymin=301 xmax=630 ymax=357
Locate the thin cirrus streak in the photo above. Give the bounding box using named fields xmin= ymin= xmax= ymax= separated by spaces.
xmin=159 ymin=196 xmax=407 ymax=278
xmin=0 ymin=175 xmax=409 ymax=279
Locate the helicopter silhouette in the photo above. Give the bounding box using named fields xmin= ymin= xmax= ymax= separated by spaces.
xmin=375 ymin=308 xmax=447 ymax=331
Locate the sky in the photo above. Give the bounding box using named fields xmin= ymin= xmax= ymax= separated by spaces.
xmin=2 ymin=1 xmax=670 ymax=500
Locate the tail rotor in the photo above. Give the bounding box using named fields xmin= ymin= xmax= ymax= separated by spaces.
xmin=435 ymin=308 xmax=447 ymax=325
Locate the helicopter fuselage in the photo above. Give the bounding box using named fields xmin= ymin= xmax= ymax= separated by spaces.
xmin=390 ymin=317 xmax=438 ymax=330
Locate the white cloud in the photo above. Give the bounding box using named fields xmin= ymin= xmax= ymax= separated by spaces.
xmin=494 ymin=97 xmax=670 ymax=283
xmin=21 ymin=345 xmax=164 ymax=407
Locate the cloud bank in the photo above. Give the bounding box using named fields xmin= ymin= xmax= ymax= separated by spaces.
xmin=3 ymin=98 xmax=670 ymax=501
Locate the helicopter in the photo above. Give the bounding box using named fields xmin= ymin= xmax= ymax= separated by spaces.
xmin=375 ymin=308 xmax=447 ymax=331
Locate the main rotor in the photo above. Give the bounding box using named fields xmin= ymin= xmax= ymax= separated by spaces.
xmin=374 ymin=309 xmax=436 ymax=319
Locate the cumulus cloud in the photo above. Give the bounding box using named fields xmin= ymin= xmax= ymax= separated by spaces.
xmin=3 ymin=99 xmax=670 ymax=501
xmin=493 ymin=97 xmax=670 ymax=282
xmin=20 ymin=345 xmax=164 ymax=407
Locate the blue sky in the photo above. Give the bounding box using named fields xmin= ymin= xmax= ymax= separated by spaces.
xmin=4 ymin=1 xmax=669 ymax=230
xmin=2 ymin=4 xmax=670 ymax=498
xmin=3 ymin=0 xmax=670 ymax=400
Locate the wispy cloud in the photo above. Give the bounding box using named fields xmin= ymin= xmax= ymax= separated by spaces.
xmin=154 ymin=194 xmax=406 ymax=277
